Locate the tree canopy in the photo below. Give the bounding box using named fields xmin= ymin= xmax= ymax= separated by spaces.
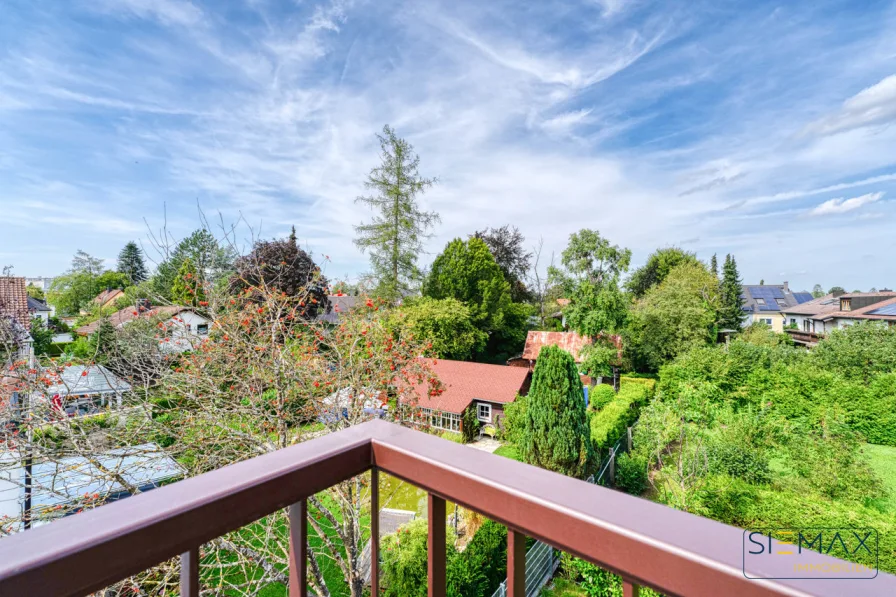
xmin=472 ymin=225 xmax=533 ymax=302
xmin=626 ymin=247 xmax=699 ymax=299
xmin=626 ymin=261 xmax=719 ymax=371
xmin=716 ymin=254 xmax=744 ymax=331
xmin=354 ymin=125 xmax=439 ymax=299
xmin=117 ymin=241 xmax=148 ymax=284
xmin=152 ymin=229 xmax=236 ymax=300
xmin=47 ymin=251 xmax=131 ymax=316
xmin=391 ymin=297 xmax=486 ymax=360
xmin=519 ymin=345 xmax=594 ymax=478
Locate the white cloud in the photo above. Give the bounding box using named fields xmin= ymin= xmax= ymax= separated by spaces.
xmin=803 ymin=74 xmax=896 ymax=137
xmin=95 ymin=0 xmax=203 ymax=27
xmin=808 ymin=191 xmax=884 ymax=216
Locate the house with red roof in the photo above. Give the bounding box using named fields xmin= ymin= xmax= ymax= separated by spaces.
xmin=413 ymin=359 xmax=530 ymax=433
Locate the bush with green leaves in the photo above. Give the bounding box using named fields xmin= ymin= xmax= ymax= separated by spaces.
xmin=614 ymin=452 xmax=648 ymax=495
xmin=461 ymin=406 xmax=480 ymax=443
xmin=382 ymin=519 xmax=452 ymax=596
xmin=501 ymin=394 xmax=527 ymax=446
xmin=588 ymin=384 xmax=616 ymax=411
xmin=589 ymin=382 xmax=649 ymax=454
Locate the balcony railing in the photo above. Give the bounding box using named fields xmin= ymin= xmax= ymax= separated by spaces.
xmin=0 ymin=419 xmax=893 ymax=596
xmin=785 ymin=329 xmax=824 ymax=345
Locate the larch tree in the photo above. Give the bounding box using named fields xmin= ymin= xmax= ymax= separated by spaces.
xmin=117 ymin=241 xmax=148 ymax=284
xmin=354 ymin=125 xmax=439 ymax=300
xmin=519 ymin=345 xmax=594 ymax=478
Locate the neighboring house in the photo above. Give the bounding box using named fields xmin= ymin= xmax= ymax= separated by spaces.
xmin=317 ymin=295 xmax=358 ymax=324
xmin=0 ymin=443 xmax=183 ymax=533
xmin=782 ymin=292 xmax=896 ymax=345
xmin=508 ymin=331 xmax=594 ymax=368
xmin=0 ymin=277 xmax=34 ymax=364
xmin=88 ymin=288 xmax=125 ymax=312
xmin=413 ymin=359 xmax=530 ymax=433
xmin=33 ymin=364 xmax=131 ymax=419
xmin=76 ymin=303 xmax=212 ymax=353
xmin=24 ymin=276 xmax=55 ymax=292
xmin=740 ymin=282 xmax=814 ymax=332
xmin=27 ymin=296 xmax=53 ymax=325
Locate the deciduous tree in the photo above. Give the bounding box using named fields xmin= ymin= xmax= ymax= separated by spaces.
xmin=391 ymin=297 xmax=486 ymax=360
xmin=473 ymin=225 xmax=533 ymax=302
xmin=626 ymin=247 xmax=699 ymax=299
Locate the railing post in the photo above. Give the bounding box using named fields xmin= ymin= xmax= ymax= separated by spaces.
xmin=622 ymin=578 xmax=641 ymax=597
xmin=608 ymin=448 xmax=616 ymax=486
xmin=507 ymin=529 xmax=526 ymax=597
xmin=626 ymin=427 xmax=633 ymax=452
xmin=371 ymin=468 xmax=380 ymax=596
xmin=427 ymin=494 xmax=446 ymax=597
xmin=180 ymin=546 xmax=199 ymax=597
xmin=288 ymin=500 xmax=308 ymax=597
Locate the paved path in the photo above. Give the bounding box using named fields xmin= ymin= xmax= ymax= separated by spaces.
xmin=360 ymin=508 xmax=416 ymax=583
xmin=467 ymin=437 xmax=501 ymax=453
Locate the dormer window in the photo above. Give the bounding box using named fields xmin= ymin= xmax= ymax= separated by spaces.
xmin=776 ymin=299 xmax=787 ymax=307
xmin=755 ymin=298 xmax=766 ymax=305
xmin=841 ymin=298 xmax=852 ymax=311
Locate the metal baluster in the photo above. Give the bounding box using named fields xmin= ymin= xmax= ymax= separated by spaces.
xmin=288 ymin=501 xmax=308 ymax=597
xmin=427 ymin=494 xmax=446 ymax=597
xmin=180 ymin=546 xmax=199 ymax=597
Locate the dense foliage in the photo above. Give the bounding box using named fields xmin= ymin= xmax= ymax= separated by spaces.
xmin=589 ymin=381 xmax=650 ymax=455
xmin=48 ymin=250 xmax=132 ymax=316
xmin=625 ymin=247 xmax=698 ymax=299
xmin=716 ymin=254 xmax=744 ymax=331
xmin=117 ymin=241 xmax=148 ymax=284
xmin=473 ymin=225 xmax=533 ymax=302
xmin=519 ymin=345 xmax=594 ymax=478
xmin=391 ymin=297 xmax=485 ymax=360
xmin=151 ymin=229 xmax=236 ymax=300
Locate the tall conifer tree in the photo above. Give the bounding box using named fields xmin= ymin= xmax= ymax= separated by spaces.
xmin=117 ymin=241 xmax=148 ymax=284
xmin=717 ymin=254 xmax=745 ymax=330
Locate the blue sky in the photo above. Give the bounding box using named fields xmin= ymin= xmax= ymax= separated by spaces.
xmin=1 ymin=0 xmax=895 ymax=291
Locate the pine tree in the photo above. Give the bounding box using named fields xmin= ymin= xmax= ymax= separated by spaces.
xmin=717 ymin=254 xmax=745 ymax=330
xmin=519 ymin=345 xmax=594 ymax=478
xmin=89 ymin=317 xmax=117 ymax=363
xmin=354 ymin=125 xmax=439 ymax=299
xmin=117 ymin=241 xmax=148 ymax=284
xmin=171 ymin=257 xmax=206 ymax=306
xmin=710 ymin=254 xmax=718 ymax=279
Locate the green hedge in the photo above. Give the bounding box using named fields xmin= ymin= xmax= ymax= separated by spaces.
xmin=590 ymin=382 xmax=649 ymax=452
xmin=588 ymin=384 xmax=616 ymax=411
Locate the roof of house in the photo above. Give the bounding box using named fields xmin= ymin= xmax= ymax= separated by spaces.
xmin=840 ymin=291 xmax=896 ymax=298
xmin=819 ymin=296 xmax=896 ymax=322
xmin=76 ymin=305 xmax=192 ymax=336
xmin=0 ymin=277 xmax=30 ymax=328
xmin=740 ymin=285 xmax=813 ymax=313
xmin=27 ymin=296 xmax=51 ymax=313
xmin=521 ymin=331 xmax=592 ymax=363
xmin=413 ymin=359 xmax=529 ymax=414
xmin=43 ymin=365 xmax=131 ymax=397
xmin=93 ymin=288 xmax=124 ymax=306
xmin=780 ymin=293 xmax=842 ymax=317
xmin=317 ymin=295 xmax=358 ymax=324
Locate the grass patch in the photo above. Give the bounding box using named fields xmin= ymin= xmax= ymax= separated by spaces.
xmin=864 ymin=443 xmax=896 ymax=513
xmin=494 ymin=444 xmax=523 ymax=462
xmin=540 ymin=578 xmax=588 ymax=596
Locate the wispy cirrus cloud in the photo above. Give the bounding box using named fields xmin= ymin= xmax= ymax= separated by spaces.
xmin=802 ymin=75 xmax=896 ymax=137
xmin=809 ymin=191 xmax=884 ymax=216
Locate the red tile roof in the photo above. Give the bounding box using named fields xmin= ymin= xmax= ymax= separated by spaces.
xmin=521 ymin=331 xmax=592 ymax=362
xmin=413 ymin=359 xmax=529 ymax=414
xmin=92 ymin=288 xmax=125 ymax=307
xmin=0 ymin=277 xmax=30 ymax=328
xmin=76 ymin=305 xmax=189 ymax=336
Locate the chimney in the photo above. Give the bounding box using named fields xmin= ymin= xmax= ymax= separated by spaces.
xmin=783 ymin=281 xmax=789 ymax=293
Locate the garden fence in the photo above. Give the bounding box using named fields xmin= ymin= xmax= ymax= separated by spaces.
xmin=490 ymin=538 xmax=558 ymax=597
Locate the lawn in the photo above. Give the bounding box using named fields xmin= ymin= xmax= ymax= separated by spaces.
xmin=540 ymin=578 xmax=588 ymax=596
xmin=493 ymin=444 xmax=523 ymax=462
xmin=864 ymin=443 xmax=896 ymax=513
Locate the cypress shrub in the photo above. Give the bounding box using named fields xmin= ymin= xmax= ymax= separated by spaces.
xmin=519 ymin=345 xmax=595 ymax=478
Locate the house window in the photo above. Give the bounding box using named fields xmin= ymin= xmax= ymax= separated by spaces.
xmin=418 ymin=408 xmax=460 ymax=432
xmin=803 ymin=320 xmax=811 ymax=332
xmin=841 ymin=299 xmax=852 ymax=311
xmin=197 ymin=323 xmax=209 ymax=335
xmin=790 ymin=318 xmax=796 ymax=325
xmin=777 ymin=299 xmax=788 ymax=307
xmin=477 ymin=403 xmax=492 ymax=423
xmin=755 ymin=298 xmax=766 ymax=305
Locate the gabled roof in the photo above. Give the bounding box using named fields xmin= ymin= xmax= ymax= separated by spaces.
xmin=521 ymin=331 xmax=592 ymax=363
xmin=27 ymin=296 xmax=51 ymax=313
xmin=413 ymin=359 xmax=529 ymax=414
xmin=780 ymin=294 xmax=841 ymax=317
xmin=740 ymin=285 xmax=813 ymax=313
xmin=820 ymin=296 xmax=896 ymax=322
xmin=93 ymin=288 xmax=124 ymax=306
xmin=76 ymin=305 xmax=196 ymax=336
xmin=317 ymin=295 xmax=358 ymax=324
xmin=43 ymin=365 xmax=131 ymax=397
xmin=0 ymin=277 xmax=30 ymax=328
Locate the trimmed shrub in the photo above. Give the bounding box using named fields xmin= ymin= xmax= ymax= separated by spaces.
xmin=615 ymin=452 xmax=648 ymax=495
xmin=588 ymin=384 xmax=616 ymax=411
xmin=590 ymin=382 xmax=649 ymax=453
xmin=440 ymin=430 xmax=464 ymax=443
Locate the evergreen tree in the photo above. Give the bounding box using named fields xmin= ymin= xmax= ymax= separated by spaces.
xmin=472 ymin=225 xmax=533 ymax=302
xmin=354 ymin=125 xmax=439 ymax=299
xmin=117 ymin=241 xmax=148 ymax=284
xmin=710 ymin=254 xmax=719 ymax=279
xmin=152 ymin=230 xmax=236 ymax=300
xmin=171 ymin=257 xmax=206 ymax=306
xmin=519 ymin=345 xmax=594 ymax=478
xmin=89 ymin=317 xmax=117 ymax=363
xmin=717 ymin=254 xmax=745 ymax=330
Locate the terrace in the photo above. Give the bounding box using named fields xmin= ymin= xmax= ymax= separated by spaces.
xmin=0 ymin=419 xmax=893 ymax=596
